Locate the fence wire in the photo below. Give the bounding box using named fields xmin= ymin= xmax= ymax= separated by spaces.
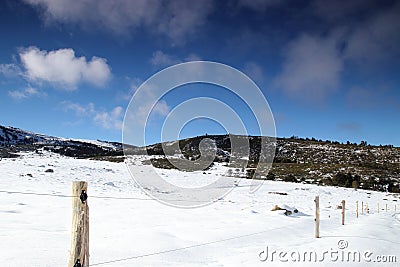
xmin=90 ymin=223 xmax=294 ymax=266
xmin=2 ymin=188 xmax=398 ymax=266
xmin=0 ymin=189 xmax=235 ymax=203
xmin=0 ymin=187 xmax=286 ymax=266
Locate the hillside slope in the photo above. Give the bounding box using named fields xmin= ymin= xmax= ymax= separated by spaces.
xmin=0 ymin=151 xmax=399 ymax=266
xmin=0 ymin=125 xmax=124 ymax=158
xmin=145 ymin=135 xmax=400 ymax=193
xmin=1 ymin=126 xmax=399 ymax=192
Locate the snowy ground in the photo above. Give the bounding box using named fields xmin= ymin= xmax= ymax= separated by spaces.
xmin=0 ymin=151 xmax=399 ymax=266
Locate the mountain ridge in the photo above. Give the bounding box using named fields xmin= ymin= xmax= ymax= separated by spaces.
xmin=0 ymin=125 xmax=125 ymax=159
xmin=1 ymin=125 xmax=399 ymax=193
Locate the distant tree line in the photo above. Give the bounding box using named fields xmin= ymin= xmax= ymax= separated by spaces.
xmin=258 ymin=170 xmax=400 ymax=193
xmin=322 ymin=172 xmax=399 ymax=193
xmin=288 ymin=135 xmax=394 ymax=148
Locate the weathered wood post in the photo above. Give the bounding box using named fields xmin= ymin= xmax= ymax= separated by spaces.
xmin=341 ymin=200 xmax=345 ymax=225
xmin=356 ymin=201 xmax=358 ymax=218
xmin=315 ymin=196 xmax=320 ymax=238
xmin=386 ymin=203 xmax=388 ymax=212
xmin=378 ymin=203 xmax=380 ymax=213
xmin=68 ymin=181 xmax=89 ymax=267
xmin=362 ymin=201 xmax=364 ymax=215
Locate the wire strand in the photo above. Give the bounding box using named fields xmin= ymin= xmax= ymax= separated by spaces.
xmin=0 ymin=189 xmax=233 ymax=203
xmin=0 ymin=190 xmax=78 ymax=198
xmin=90 ymin=224 xmax=292 ymax=266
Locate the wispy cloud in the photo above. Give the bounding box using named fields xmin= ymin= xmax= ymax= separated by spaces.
xmin=150 ymin=50 xmax=202 ymax=68
xmin=8 ymin=87 xmax=47 ymax=100
xmin=62 ymin=102 xmax=95 ymax=116
xmin=117 ymin=74 xmax=171 ymax=133
xmin=94 ymin=106 xmax=123 ymax=130
xmin=243 ymin=62 xmax=264 ymax=85
xmin=344 ymin=2 xmax=400 ymax=68
xmin=19 ymin=46 xmax=111 ymax=90
xmin=23 ymin=0 xmax=214 ymax=44
xmin=0 ymin=63 xmax=21 ymax=77
xmin=116 ymin=78 xmax=144 ymax=101
xmin=274 ymin=33 xmax=344 ymax=102
xmin=61 ymin=101 xmax=123 ymax=130
xmin=185 ymin=54 xmax=202 ymax=62
xmin=311 ymin=0 xmax=400 ymax=71
xmin=150 ymin=51 xmax=180 ymax=68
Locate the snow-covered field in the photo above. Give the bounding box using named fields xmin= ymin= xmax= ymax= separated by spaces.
xmin=1 ymin=151 xmax=399 ymax=266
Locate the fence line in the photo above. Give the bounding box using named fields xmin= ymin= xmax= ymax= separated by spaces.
xmin=0 ymin=189 xmax=233 ymax=203
xmin=90 ymin=223 xmax=296 ymax=266
xmin=0 ymin=189 xmax=78 ymax=198
xmin=2 ymin=188 xmax=399 ymax=266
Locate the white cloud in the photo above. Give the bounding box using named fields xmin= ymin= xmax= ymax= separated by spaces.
xmin=19 ymin=46 xmax=111 ymax=89
xmin=62 ymin=101 xmax=123 ymax=130
xmin=117 ymin=76 xmax=172 ymax=133
xmin=150 ymin=51 xmax=180 ymax=67
xmin=0 ymin=63 xmax=21 ymax=77
xmin=152 ymin=100 xmax=170 ymax=117
xmin=62 ymin=101 xmax=95 ymax=116
xmin=125 ymin=80 xmax=172 ymax=128
xmin=185 ymin=54 xmax=202 ymax=62
xmin=8 ymin=87 xmax=46 ymax=100
xmin=23 ymin=0 xmax=214 ymax=43
xmin=243 ymin=62 xmax=264 ymax=85
xmin=117 ymin=78 xmax=144 ymax=101
xmin=311 ymin=1 xmax=400 ymax=71
xmin=344 ymin=2 xmax=400 ymax=67
xmin=156 ymin=0 xmax=214 ymax=43
xmin=150 ymin=50 xmax=202 ymax=68
xmin=94 ymin=106 xmax=123 ymax=130
xmin=135 ymin=99 xmax=171 ymax=126
xmin=274 ymin=33 xmax=343 ymax=101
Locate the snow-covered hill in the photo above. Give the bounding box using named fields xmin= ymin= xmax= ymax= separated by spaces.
xmin=0 ymin=151 xmax=399 ymax=266
xmin=0 ymin=125 xmax=126 ymax=159
xmin=145 ymin=135 xmax=400 ymax=193
xmin=1 ymin=125 xmax=399 ymax=193
xmin=0 ymin=125 xmax=121 ymax=149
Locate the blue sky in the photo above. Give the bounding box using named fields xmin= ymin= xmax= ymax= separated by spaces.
xmin=0 ymin=0 xmax=399 ymax=146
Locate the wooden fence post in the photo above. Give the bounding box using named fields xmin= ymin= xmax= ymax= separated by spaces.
xmin=68 ymin=181 xmax=89 ymax=267
xmin=386 ymin=203 xmax=388 ymax=212
xmin=356 ymin=201 xmax=358 ymax=218
xmin=362 ymin=201 xmax=364 ymax=215
xmin=341 ymin=200 xmax=345 ymax=225
xmin=378 ymin=203 xmax=380 ymax=213
xmin=315 ymin=196 xmax=320 ymax=238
